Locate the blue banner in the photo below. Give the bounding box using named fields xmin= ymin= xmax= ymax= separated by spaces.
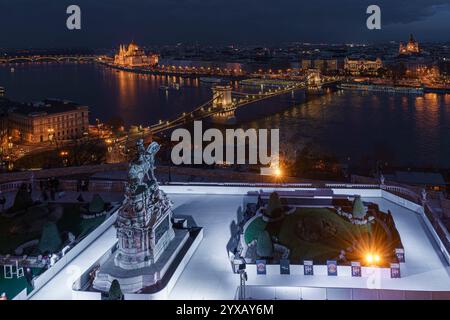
xmin=395 ymin=248 xmax=405 ymax=263
xmin=280 ymin=259 xmax=290 ymax=275
xmin=303 ymin=260 xmax=314 ymax=276
xmin=390 ymin=263 xmax=401 ymax=278
xmin=327 ymin=260 xmax=338 ymax=276
xmin=256 ymin=259 xmax=266 ymax=275
xmin=351 ymin=261 xmax=361 ymax=277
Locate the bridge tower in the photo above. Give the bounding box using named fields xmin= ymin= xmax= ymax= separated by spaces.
xmin=212 ymin=85 xmax=233 ymax=109
xmin=307 ymin=69 xmax=322 ymax=88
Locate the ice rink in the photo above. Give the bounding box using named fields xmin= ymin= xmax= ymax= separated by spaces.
xmin=30 ymin=194 xmax=450 ymax=300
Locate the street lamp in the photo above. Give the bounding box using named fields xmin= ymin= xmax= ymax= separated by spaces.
xmin=233 ymin=257 xmax=247 ymax=300
xmin=47 ymin=128 xmax=54 ymax=142
xmin=60 ymin=150 xmax=69 ymax=166
xmin=105 ymin=138 xmax=113 ymax=153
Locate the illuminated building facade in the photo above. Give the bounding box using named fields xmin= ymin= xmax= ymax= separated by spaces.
xmin=158 ymin=58 xmax=244 ymax=74
xmin=114 ymin=42 xmax=159 ymax=67
xmin=8 ymin=99 xmax=89 ymax=143
xmin=399 ymin=34 xmax=420 ymax=55
xmin=344 ymin=57 xmax=382 ymax=75
xmin=0 ymin=112 xmax=8 ymax=155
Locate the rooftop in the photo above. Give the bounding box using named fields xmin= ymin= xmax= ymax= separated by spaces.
xmin=26 ymin=190 xmax=450 ymax=300
xmin=4 ymin=98 xmax=88 ymax=117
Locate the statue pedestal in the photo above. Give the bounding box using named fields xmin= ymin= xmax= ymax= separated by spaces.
xmin=93 ymin=228 xmax=189 ymax=293
xmin=113 ymin=185 xmax=175 ymax=270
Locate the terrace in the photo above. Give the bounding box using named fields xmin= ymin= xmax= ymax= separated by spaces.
xmin=27 ymin=183 xmax=450 ymax=300
xmin=0 ymin=168 xmax=448 ymax=300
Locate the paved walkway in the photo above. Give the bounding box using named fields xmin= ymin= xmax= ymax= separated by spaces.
xmin=30 ymin=194 xmax=450 ymax=300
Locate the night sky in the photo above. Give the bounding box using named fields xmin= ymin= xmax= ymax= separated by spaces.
xmin=1 ymin=0 xmax=450 ymax=48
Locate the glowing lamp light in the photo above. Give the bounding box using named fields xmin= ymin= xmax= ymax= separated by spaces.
xmin=365 ymin=253 xmax=381 ymax=265
xmin=274 ymin=168 xmax=282 ymax=177
xmin=365 ymin=253 xmax=374 ymax=264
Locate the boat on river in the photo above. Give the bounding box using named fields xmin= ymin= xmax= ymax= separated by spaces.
xmin=339 ymin=83 xmax=424 ymax=95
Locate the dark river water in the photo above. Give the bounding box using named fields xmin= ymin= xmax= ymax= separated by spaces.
xmin=1 ymin=62 xmax=449 ymax=168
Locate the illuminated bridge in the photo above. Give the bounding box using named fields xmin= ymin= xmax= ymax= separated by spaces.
xmin=150 ymin=71 xmax=339 ymax=134
xmin=0 ymin=55 xmax=97 ymax=63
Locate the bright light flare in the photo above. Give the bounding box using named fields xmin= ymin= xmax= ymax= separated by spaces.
xmin=274 ymin=168 xmax=282 ymax=177
xmin=365 ymin=253 xmax=381 ymax=265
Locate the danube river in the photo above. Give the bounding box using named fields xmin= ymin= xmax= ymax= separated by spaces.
xmin=1 ymin=63 xmax=449 ymax=168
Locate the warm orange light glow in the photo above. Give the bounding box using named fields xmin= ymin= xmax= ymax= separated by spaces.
xmin=274 ymin=168 xmax=282 ymax=177
xmin=365 ymin=253 xmax=381 ymax=265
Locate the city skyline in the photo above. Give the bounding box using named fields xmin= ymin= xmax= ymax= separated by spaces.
xmin=1 ymin=0 xmax=450 ymax=48
xmin=1 ymin=0 xmax=450 ymax=304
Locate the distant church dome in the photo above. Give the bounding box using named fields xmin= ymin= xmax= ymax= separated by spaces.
xmin=399 ymin=34 xmax=420 ymax=55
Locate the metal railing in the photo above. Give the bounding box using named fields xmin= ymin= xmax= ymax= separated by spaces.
xmin=235 ymin=285 xmax=450 ymax=300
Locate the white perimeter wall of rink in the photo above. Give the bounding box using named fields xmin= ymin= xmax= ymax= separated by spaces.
xmin=14 ymin=209 xmax=119 ymax=300
xmin=244 ymin=264 xmax=392 ymax=279
xmin=160 ymin=185 xmax=382 ymax=198
xmin=241 ymin=286 xmax=450 ymax=300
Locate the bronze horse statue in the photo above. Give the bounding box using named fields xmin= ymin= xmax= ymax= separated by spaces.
xmin=127 ymin=140 xmax=160 ymax=192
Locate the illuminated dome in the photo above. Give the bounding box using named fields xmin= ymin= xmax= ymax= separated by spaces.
xmin=399 ymin=34 xmax=420 ymax=55
xmin=114 ymin=41 xmax=159 ymax=68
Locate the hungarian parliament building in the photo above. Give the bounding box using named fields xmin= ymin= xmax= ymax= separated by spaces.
xmin=114 ymin=42 xmax=159 ymax=67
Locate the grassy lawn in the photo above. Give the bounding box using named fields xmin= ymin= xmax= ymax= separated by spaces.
xmin=0 ymin=203 xmax=106 ymax=255
xmin=0 ymin=214 xmax=42 ymax=254
xmin=0 ymin=267 xmax=44 ymax=299
xmin=244 ymin=207 xmax=373 ymax=264
xmin=244 ymin=217 xmax=267 ymax=244
xmin=78 ymin=216 xmax=106 ymax=238
xmin=57 ymin=203 xmax=106 ymax=238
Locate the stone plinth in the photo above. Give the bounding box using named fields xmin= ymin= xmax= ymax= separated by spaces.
xmin=114 ymin=185 xmax=175 ymax=270
xmin=93 ymin=229 xmax=189 ymax=293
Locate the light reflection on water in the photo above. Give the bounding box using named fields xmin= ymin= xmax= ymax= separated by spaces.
xmin=0 ymin=63 xmax=449 ymax=168
xmin=247 ymin=92 xmax=450 ymax=168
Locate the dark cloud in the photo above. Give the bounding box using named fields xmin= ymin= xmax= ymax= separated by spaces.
xmin=1 ymin=0 xmax=449 ymax=47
